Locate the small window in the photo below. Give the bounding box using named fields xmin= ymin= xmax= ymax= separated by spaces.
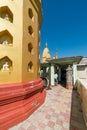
xmin=28 ymin=8 xmax=34 ymax=21
xmin=28 ymin=43 xmax=34 ymax=54
xmin=28 ymin=26 xmax=34 ymax=37
xmin=0 ymin=30 xmax=13 ymax=46
xmin=0 ymin=6 xmax=13 ymax=23
xmin=28 ymin=61 xmax=34 ymax=72
xmin=0 ymin=56 xmax=12 ymax=71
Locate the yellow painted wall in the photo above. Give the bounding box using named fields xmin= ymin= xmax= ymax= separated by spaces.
xmin=0 ymin=0 xmax=42 ymax=84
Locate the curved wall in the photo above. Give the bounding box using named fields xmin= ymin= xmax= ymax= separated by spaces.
xmin=0 ymin=78 xmax=46 ymax=130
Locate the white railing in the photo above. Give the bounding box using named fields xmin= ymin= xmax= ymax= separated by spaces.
xmin=76 ymin=78 xmax=87 ymax=126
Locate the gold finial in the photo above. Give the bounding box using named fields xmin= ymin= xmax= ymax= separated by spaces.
xmin=46 ymin=43 xmax=48 ymax=48
xmin=56 ymin=48 xmax=58 ymax=54
xmin=55 ymin=49 xmax=58 ymax=59
xmin=45 ymin=38 xmax=48 ymax=48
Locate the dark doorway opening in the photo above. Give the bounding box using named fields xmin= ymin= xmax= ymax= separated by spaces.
xmin=60 ymin=66 xmax=67 ymax=87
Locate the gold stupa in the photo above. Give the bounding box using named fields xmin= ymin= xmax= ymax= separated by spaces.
xmin=42 ymin=43 xmax=51 ymax=63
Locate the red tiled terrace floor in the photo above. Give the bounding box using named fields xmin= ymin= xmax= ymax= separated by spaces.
xmin=9 ymin=85 xmax=86 ymax=130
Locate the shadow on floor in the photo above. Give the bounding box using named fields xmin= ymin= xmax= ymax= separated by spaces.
xmin=70 ymin=89 xmax=87 ymax=130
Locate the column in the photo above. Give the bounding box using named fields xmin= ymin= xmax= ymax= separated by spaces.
xmin=59 ymin=67 xmax=61 ymax=82
xmin=66 ymin=65 xmax=73 ymax=89
xmin=73 ymin=62 xmax=77 ymax=86
xmin=51 ymin=64 xmax=55 ymax=85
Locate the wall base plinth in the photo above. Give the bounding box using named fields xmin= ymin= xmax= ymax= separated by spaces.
xmin=66 ymin=83 xmax=73 ymax=89
xmin=0 ymin=78 xmax=46 ymax=130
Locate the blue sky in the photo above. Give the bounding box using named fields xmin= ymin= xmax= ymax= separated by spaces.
xmin=40 ymin=0 xmax=87 ymax=59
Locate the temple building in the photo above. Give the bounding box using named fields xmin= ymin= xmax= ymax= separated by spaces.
xmin=0 ymin=1 xmax=46 ymax=129
xmin=41 ymin=44 xmax=83 ymax=89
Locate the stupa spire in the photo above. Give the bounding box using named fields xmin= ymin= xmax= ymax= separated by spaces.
xmin=46 ymin=39 xmax=48 ymax=48
xmin=42 ymin=39 xmax=51 ymax=63
xmin=55 ymin=48 xmax=58 ymax=59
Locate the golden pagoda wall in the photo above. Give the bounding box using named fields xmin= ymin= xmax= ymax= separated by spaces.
xmin=0 ymin=0 xmax=42 ymax=84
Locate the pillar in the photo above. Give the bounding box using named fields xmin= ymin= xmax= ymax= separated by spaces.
xmin=73 ymin=62 xmax=77 ymax=87
xmin=66 ymin=65 xmax=73 ymax=89
xmin=59 ymin=68 xmax=61 ymax=82
xmin=51 ymin=64 xmax=55 ymax=85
